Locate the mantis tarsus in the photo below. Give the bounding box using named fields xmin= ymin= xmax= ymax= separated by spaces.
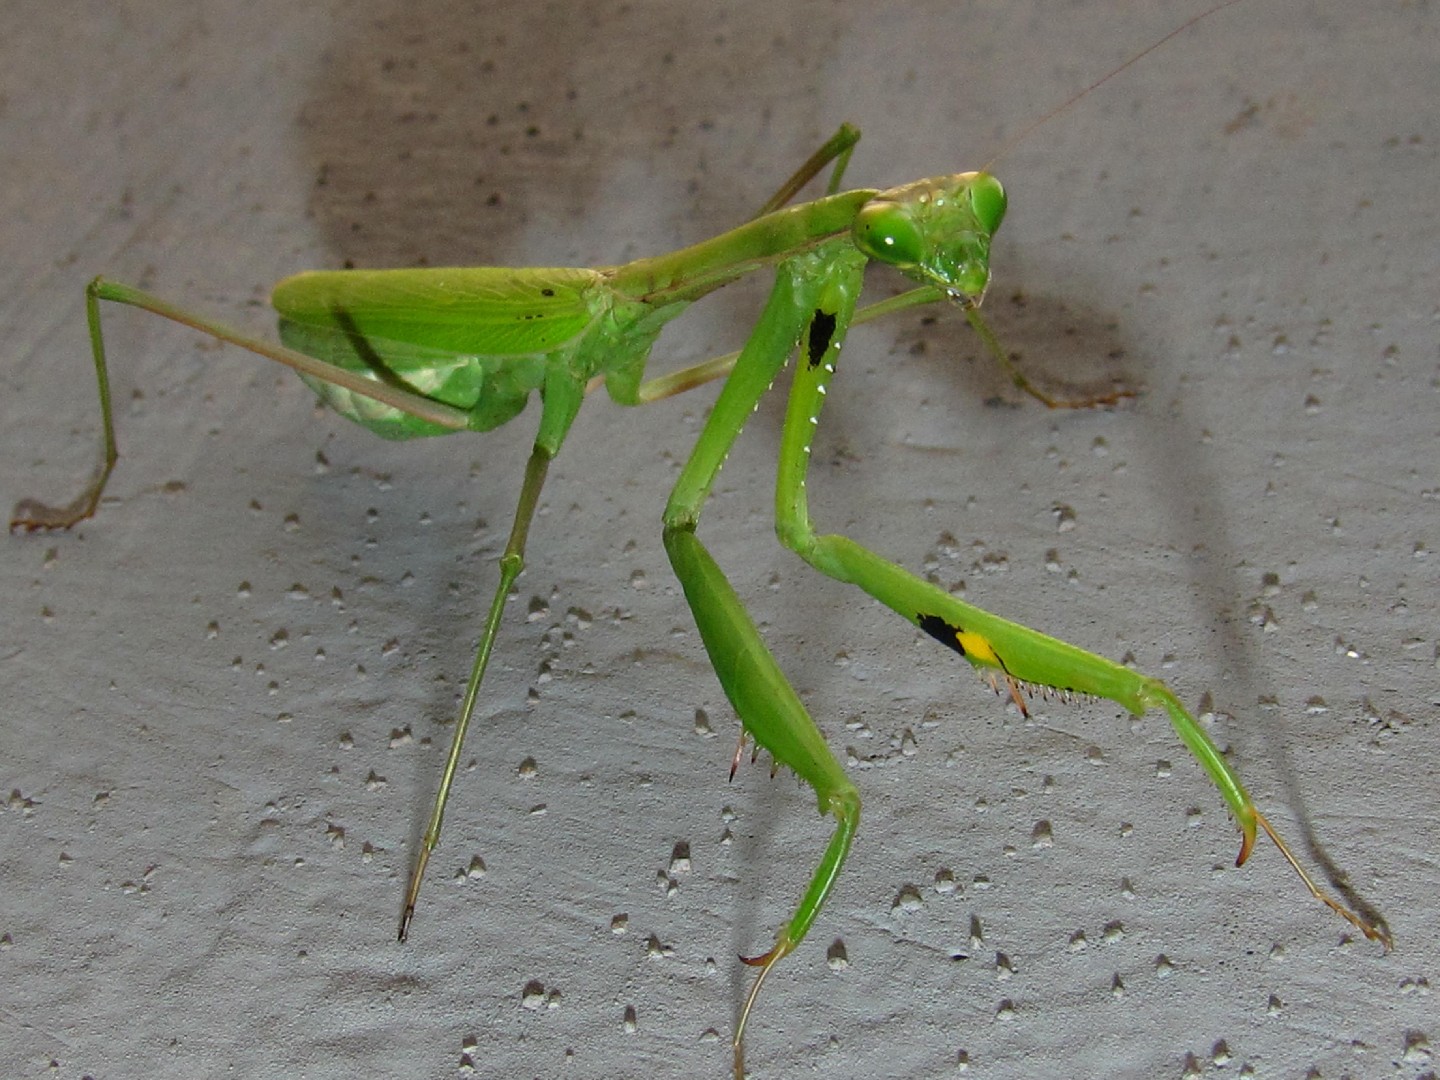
xmin=13 ymin=7 xmax=1390 ymax=1077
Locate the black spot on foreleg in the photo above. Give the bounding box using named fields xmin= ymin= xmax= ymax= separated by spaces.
xmin=807 ymin=309 xmax=837 ymax=368
xmin=918 ymin=613 xmax=965 ymax=656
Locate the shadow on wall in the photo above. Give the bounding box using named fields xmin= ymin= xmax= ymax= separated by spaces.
xmin=290 ymin=2 xmax=863 ymax=272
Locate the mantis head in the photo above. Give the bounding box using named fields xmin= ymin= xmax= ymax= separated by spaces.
xmin=853 ymin=172 xmax=1007 ymax=302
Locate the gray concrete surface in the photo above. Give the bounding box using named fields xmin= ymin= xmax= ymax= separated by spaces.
xmin=2 ymin=2 xmax=1435 ymax=1078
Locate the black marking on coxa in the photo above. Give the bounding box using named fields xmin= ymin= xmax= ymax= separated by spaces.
xmin=807 ymin=309 xmax=837 ymax=368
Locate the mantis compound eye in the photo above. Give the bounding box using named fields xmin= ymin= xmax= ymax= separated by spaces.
xmin=966 ymin=172 xmax=1007 ymax=236
xmin=852 ymin=201 xmax=925 ymax=268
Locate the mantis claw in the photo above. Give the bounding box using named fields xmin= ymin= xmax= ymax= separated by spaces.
xmin=1235 ymin=827 xmax=1255 ymax=868
xmin=982 ymin=670 xmax=1032 ymax=718
xmin=729 ymin=729 xmax=748 ymax=782
xmin=739 ymin=946 xmax=778 ymax=968
xmin=1002 ymin=674 xmax=1029 ymax=717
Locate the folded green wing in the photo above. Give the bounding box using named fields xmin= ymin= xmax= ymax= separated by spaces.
xmin=272 ymin=266 xmax=604 ymax=438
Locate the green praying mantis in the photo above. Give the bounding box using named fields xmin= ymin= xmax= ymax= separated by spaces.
xmin=13 ymin=5 xmax=1390 ymax=1077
